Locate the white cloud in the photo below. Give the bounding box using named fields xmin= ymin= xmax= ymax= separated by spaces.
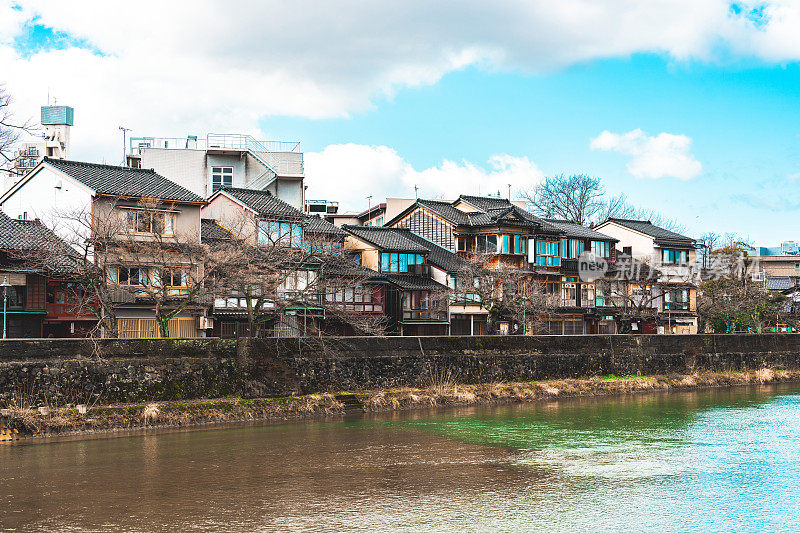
xmin=1 ymin=1 xmax=800 ymax=161
xmin=304 ymin=144 xmax=543 ymax=211
xmin=590 ymin=129 xmax=703 ymax=180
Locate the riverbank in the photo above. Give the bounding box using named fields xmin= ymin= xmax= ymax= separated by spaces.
xmin=3 ymin=368 xmax=798 ymax=441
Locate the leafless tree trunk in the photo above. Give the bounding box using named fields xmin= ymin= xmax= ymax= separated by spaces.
xmin=0 ymin=86 xmax=37 ymax=176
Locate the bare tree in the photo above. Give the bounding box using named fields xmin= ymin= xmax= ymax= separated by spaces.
xmin=593 ymin=255 xmax=663 ymax=333
xmin=208 ymin=213 xmax=388 ymax=337
xmin=698 ymin=273 xmax=787 ymax=333
xmin=522 ymin=175 xmax=686 ymax=232
xmin=101 ymin=198 xmax=219 ymax=338
xmin=522 ymin=174 xmax=606 ymax=225
xmin=454 ymin=252 xmax=552 ymax=334
xmin=0 ymin=86 xmax=36 ymax=175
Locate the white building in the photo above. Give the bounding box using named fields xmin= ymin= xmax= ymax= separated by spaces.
xmin=126 ymin=133 xmax=305 ymax=209
xmin=4 ymin=105 xmax=74 ymax=193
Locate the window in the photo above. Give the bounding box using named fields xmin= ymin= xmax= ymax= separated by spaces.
xmin=109 ymin=266 xmax=145 ymax=287
xmin=512 ymin=235 xmax=527 ymax=255
xmin=561 ymin=239 xmax=583 ymax=259
xmin=457 ymin=237 xmax=468 ymax=252
xmin=591 ymin=240 xmax=611 ymax=258
xmin=258 ymin=220 xmax=303 ymax=247
xmin=121 ymin=210 xmax=175 ymax=235
xmin=534 ymin=240 xmax=561 ymax=266
xmin=212 ymin=166 xmax=233 ymax=192
xmin=325 ymin=285 xmax=383 ymax=312
xmin=476 ymin=234 xmax=498 ymax=253
xmin=662 ymin=249 xmax=689 ymax=265
xmin=6 ymin=286 xmax=25 ymax=309
xmin=380 ymin=252 xmax=424 ymax=273
xmin=664 ymin=289 xmax=689 ymax=310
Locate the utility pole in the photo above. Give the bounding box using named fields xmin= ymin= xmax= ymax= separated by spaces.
xmin=119 ymin=126 xmax=132 ymax=166
xmin=1 ymin=276 xmax=9 ymax=339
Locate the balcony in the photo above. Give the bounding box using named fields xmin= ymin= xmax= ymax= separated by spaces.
xmin=402 ymin=308 xmax=449 ymax=322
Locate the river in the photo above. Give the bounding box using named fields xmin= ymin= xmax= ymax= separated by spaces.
xmin=3 ymin=384 xmax=800 ymax=532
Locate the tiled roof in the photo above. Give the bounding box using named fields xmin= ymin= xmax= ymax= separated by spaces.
xmin=0 ymin=212 xmax=81 ymax=273
xmin=766 ymin=276 xmax=795 ymax=291
xmin=383 ymin=273 xmax=449 ymax=291
xmin=457 ymin=195 xmax=515 ymax=211
xmin=543 ymin=219 xmax=618 ymax=241
xmin=604 ymin=218 xmax=695 ymax=244
xmin=45 ymin=158 xmax=204 ymax=203
xmin=200 ymin=219 xmax=234 ymax=241
xmin=416 ymin=198 xmax=557 ymax=232
xmin=305 ymin=215 xmax=347 ymax=235
xmin=219 ymin=187 xmax=305 ymax=218
xmin=399 ymin=231 xmax=471 ymax=273
xmin=344 ymin=225 xmax=430 ymax=252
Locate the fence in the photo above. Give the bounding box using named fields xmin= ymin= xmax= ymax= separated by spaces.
xmin=117 ymin=318 xmax=198 ymax=338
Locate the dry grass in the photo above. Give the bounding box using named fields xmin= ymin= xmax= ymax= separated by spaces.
xmin=6 ymin=368 xmax=800 ymax=439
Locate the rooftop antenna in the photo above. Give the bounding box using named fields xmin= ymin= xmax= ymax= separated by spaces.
xmin=119 ymin=126 xmax=132 ymax=166
xmin=414 ymin=184 xmax=419 ymax=199
xmin=366 ymin=195 xmax=372 ymax=225
xmin=508 ymin=183 xmax=511 ymax=200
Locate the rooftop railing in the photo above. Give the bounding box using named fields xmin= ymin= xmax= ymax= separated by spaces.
xmin=129 ymin=134 xmax=301 ymax=155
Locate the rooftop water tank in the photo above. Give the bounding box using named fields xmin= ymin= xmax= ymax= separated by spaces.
xmin=40 ymin=106 xmax=74 ymax=126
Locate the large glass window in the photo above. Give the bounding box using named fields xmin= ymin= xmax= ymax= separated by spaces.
xmin=212 ymin=166 xmax=233 ymax=192
xmin=380 ymin=252 xmax=425 ymax=272
xmin=535 ymin=240 xmax=561 ymax=266
xmin=475 ymin=234 xmax=498 ymax=253
xmin=662 ymin=249 xmax=689 ymax=265
xmin=591 ymin=240 xmax=611 ymax=258
xmin=258 ymin=219 xmax=303 ymax=247
xmin=121 ymin=209 xmax=175 ymax=236
xmin=562 ymin=239 xmax=583 ymax=258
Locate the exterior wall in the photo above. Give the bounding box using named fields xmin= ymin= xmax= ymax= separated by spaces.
xmin=264 ymin=177 xmax=303 ymax=210
xmin=758 ymin=256 xmax=800 ymax=277
xmin=92 ymin=197 xmax=203 ymax=244
xmin=594 ymin=222 xmax=656 ymax=258
xmin=0 ymin=165 xmax=94 ymax=248
xmin=384 ymin=198 xmax=416 ymax=223
xmin=202 ymin=194 xmax=258 ymax=243
xmin=138 ymin=149 xmax=208 ymax=198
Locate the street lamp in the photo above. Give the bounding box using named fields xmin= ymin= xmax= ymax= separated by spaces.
xmin=1 ymin=275 xmax=11 ymax=339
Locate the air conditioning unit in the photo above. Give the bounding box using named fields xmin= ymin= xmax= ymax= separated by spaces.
xmin=752 ymin=271 xmax=764 ymax=281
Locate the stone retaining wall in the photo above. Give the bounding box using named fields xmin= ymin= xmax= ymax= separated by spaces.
xmin=1 ymin=335 xmax=800 ymax=404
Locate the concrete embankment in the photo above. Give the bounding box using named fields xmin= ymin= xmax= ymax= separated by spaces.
xmin=2 ymin=334 xmax=800 ymax=439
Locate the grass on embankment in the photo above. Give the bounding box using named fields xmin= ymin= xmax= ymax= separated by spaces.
xmin=2 ymin=368 xmax=796 ymax=439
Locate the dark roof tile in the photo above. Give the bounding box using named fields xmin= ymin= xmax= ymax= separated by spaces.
xmin=218 ymin=187 xmax=305 ymax=218
xmin=604 ymin=218 xmax=695 ymax=244
xmin=542 ymin=219 xmax=618 ymax=241
xmin=344 ymin=225 xmax=429 ymax=252
xmin=45 ymin=158 xmax=203 ymax=203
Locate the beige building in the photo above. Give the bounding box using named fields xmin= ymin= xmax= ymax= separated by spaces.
xmin=126 ymin=133 xmax=304 ymax=208
xmin=0 ymin=158 xmax=209 ymax=338
xmin=594 ymin=218 xmax=699 ymax=334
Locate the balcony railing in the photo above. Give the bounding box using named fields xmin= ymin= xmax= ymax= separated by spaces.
xmin=402 ymin=308 xmax=449 ymax=322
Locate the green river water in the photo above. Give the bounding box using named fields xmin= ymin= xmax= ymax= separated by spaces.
xmin=2 ymin=384 xmax=800 ymax=532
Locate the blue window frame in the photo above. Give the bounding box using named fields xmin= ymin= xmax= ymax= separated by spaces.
xmin=591 ymin=240 xmax=611 ymax=258
xmin=380 ymin=252 xmax=426 ymax=272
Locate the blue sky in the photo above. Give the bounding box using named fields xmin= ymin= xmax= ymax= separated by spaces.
xmin=266 ymin=55 xmax=800 ymax=244
xmin=3 ymin=1 xmax=800 ymax=245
